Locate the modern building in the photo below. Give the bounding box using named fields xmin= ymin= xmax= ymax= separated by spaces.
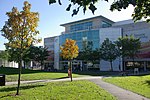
xmin=44 ymin=15 xmax=150 ymax=71
xmin=44 ymin=36 xmax=60 ymax=70
xmin=112 ymin=19 xmax=150 ymax=71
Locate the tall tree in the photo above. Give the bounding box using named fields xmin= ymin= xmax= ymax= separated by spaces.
xmin=115 ymin=35 xmax=141 ymax=68
xmin=38 ymin=47 xmax=49 ymax=70
xmin=60 ymin=39 xmax=79 ymax=81
xmin=101 ymin=38 xmax=118 ymax=71
xmin=49 ymin=0 xmax=150 ymax=22
xmin=1 ymin=1 xmax=41 ymax=95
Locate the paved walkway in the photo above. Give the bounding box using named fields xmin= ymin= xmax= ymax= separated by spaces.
xmin=6 ymin=76 xmax=102 ymax=85
xmin=89 ymin=78 xmax=150 ymax=100
xmin=6 ymin=76 xmax=150 ymax=100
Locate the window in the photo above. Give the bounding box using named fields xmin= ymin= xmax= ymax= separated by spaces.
xmin=70 ymin=21 xmax=93 ymax=32
xmin=93 ymin=31 xmax=99 ymax=40
xmin=93 ymin=40 xmax=99 ymax=49
xmin=77 ymin=42 xmax=82 ymax=50
xmin=102 ymin=21 xmax=112 ymax=28
xmin=76 ymin=32 xmax=82 ymax=41
xmin=87 ymin=32 xmax=92 ymax=40
xmin=82 ymin=32 xmax=87 ymax=37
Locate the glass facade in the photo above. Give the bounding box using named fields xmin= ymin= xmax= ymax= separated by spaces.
xmin=59 ymin=30 xmax=99 ymax=51
xmin=102 ymin=21 xmax=112 ymax=28
xmin=70 ymin=21 xmax=93 ymax=32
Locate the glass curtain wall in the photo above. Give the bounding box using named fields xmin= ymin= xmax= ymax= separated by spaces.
xmin=59 ymin=30 xmax=100 ymax=51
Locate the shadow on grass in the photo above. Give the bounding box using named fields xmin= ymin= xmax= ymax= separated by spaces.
xmin=146 ymin=80 xmax=150 ymax=86
xmin=0 ymin=84 xmax=45 ymax=92
xmin=0 ymin=94 xmax=12 ymax=99
xmin=0 ymin=67 xmax=123 ymax=76
xmin=0 ymin=67 xmax=46 ymax=75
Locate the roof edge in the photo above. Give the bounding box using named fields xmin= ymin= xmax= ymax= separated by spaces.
xmin=60 ymin=15 xmax=114 ymax=26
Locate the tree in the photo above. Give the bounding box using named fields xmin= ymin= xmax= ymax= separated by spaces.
xmin=115 ymin=35 xmax=141 ymax=68
xmin=1 ymin=1 xmax=41 ymax=95
xmin=101 ymin=38 xmax=118 ymax=71
xmin=31 ymin=46 xmax=49 ymax=70
xmin=21 ymin=46 xmax=49 ymax=70
xmin=22 ymin=48 xmax=31 ymax=69
xmin=6 ymin=47 xmax=30 ymax=69
xmin=60 ymin=39 xmax=79 ymax=81
xmin=77 ymin=41 xmax=100 ymax=69
xmin=0 ymin=50 xmax=9 ymax=67
xmin=49 ymin=0 xmax=150 ymax=22
xmin=110 ymin=0 xmax=150 ymax=22
xmin=6 ymin=47 xmax=21 ymax=63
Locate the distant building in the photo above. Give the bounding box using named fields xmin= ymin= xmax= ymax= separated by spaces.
xmin=44 ymin=15 xmax=150 ymax=71
xmin=44 ymin=36 xmax=59 ymax=70
xmin=0 ymin=50 xmax=18 ymax=68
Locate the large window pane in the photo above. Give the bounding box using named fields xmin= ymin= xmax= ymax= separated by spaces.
xmin=76 ymin=32 xmax=82 ymax=41
xmin=70 ymin=21 xmax=93 ymax=32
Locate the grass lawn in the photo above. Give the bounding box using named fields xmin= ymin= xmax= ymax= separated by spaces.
xmin=0 ymin=67 xmax=114 ymax=82
xmin=0 ymin=80 xmax=116 ymax=100
xmin=103 ymin=75 xmax=150 ymax=98
xmin=0 ymin=67 xmax=82 ymax=82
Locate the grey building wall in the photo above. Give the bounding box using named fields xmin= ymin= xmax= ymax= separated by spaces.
xmin=99 ymin=28 xmax=122 ymax=71
xmin=113 ymin=21 xmax=150 ymax=61
xmin=54 ymin=36 xmax=60 ymax=70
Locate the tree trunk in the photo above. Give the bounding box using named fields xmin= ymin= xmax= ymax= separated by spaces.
xmin=110 ymin=61 xmax=113 ymax=71
xmin=133 ymin=57 xmax=135 ymax=68
xmin=92 ymin=61 xmax=94 ymax=68
xmin=70 ymin=60 xmax=72 ymax=81
xmin=41 ymin=61 xmax=43 ymax=70
xmin=4 ymin=60 xmax=5 ymax=67
xmin=16 ymin=60 xmax=22 ymax=95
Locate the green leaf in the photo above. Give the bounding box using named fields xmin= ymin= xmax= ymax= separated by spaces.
xmin=89 ymin=3 xmax=97 ymax=14
xmin=49 ymin=0 xmax=56 ymax=5
xmin=66 ymin=4 xmax=71 ymax=11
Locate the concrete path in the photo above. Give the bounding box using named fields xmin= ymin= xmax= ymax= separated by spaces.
xmin=5 ymin=76 xmax=150 ymax=100
xmin=6 ymin=76 xmax=102 ymax=86
xmin=89 ymin=78 xmax=150 ymax=100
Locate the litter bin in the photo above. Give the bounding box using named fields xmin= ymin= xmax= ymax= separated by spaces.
xmin=0 ymin=74 xmax=5 ymax=86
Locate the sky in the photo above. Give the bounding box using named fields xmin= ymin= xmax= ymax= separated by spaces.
xmin=0 ymin=0 xmax=134 ymax=50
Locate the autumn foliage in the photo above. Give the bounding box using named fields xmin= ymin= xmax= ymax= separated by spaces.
xmin=60 ymin=39 xmax=79 ymax=60
xmin=1 ymin=1 xmax=40 ymax=95
xmin=60 ymin=39 xmax=79 ymax=81
xmin=1 ymin=1 xmax=41 ymax=49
